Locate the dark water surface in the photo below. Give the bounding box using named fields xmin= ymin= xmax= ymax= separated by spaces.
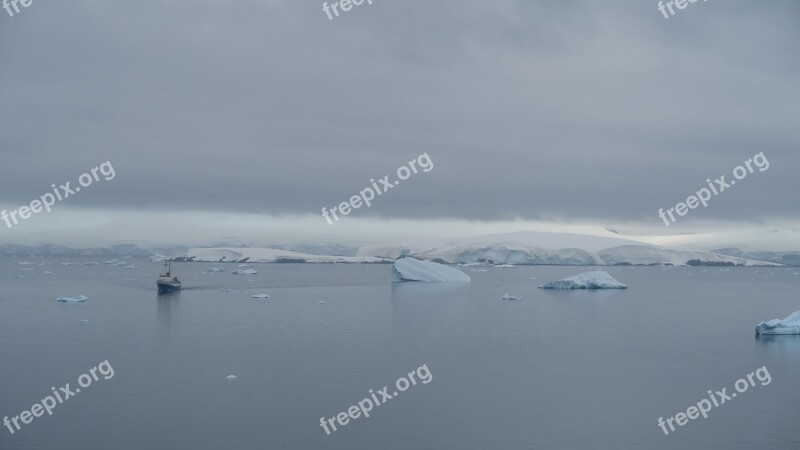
xmin=1 ymin=258 xmax=799 ymax=449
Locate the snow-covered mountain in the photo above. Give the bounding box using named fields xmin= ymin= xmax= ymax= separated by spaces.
xmin=1 ymin=231 xmax=785 ymax=266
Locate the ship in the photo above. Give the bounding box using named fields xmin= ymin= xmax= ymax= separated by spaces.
xmin=156 ymin=261 xmax=181 ymax=293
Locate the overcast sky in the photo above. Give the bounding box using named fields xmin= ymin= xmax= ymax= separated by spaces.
xmin=1 ymin=0 xmax=798 ymax=246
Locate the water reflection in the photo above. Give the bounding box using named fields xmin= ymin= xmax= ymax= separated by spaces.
xmin=157 ymin=290 xmax=180 ymax=339
xmin=390 ymin=281 xmax=471 ymax=333
xmin=755 ymin=333 xmax=800 ymax=357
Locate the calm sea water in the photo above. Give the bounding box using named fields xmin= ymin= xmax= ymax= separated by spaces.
xmin=1 ymin=258 xmax=799 ymax=449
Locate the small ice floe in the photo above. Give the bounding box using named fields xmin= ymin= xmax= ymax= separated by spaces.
xmin=318 ymin=300 xmax=326 ymax=305
xmin=502 ymin=294 xmax=522 ymax=301
xmin=19 ymin=268 xmax=32 ymax=271
xmin=528 ymin=276 xmax=536 ymax=280
xmin=226 ymin=375 xmax=238 ymax=381
xmin=540 ymin=271 xmax=627 ymax=289
xmin=392 ymin=257 xmax=470 ymax=282
xmin=14 ymin=275 xmax=24 ymax=279
xmin=232 ymin=269 xmax=258 ymax=275
xmin=44 ymin=271 xmax=54 ymax=274
xmin=470 ymin=269 xmax=488 ymax=272
xmin=250 ymin=294 xmax=270 ymax=299
xmin=206 ymin=267 xmax=225 ymax=273
xmin=105 ymin=260 xmax=118 ymax=264
xmin=80 ymin=319 xmax=90 ymax=323
xmin=18 ymin=261 xmax=36 ymax=265
xmin=84 ymin=262 xmax=99 ymax=266
xmin=237 ymin=264 xmax=253 ymax=268
xmin=57 ymin=295 xmax=88 ymax=303
xmin=494 ymin=264 xmax=514 ymax=268
xmin=756 ymin=311 xmax=800 ymax=335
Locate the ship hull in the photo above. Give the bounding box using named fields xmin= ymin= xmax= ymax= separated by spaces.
xmin=157 ymin=279 xmax=181 ymax=293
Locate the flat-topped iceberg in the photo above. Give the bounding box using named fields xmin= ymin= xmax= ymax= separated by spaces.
xmin=57 ymin=295 xmax=88 ymax=303
xmin=392 ymin=257 xmax=470 ymax=283
xmin=233 ymin=269 xmax=257 ymax=275
xmin=540 ymin=271 xmax=627 ymax=289
xmin=756 ymin=311 xmax=800 ymax=335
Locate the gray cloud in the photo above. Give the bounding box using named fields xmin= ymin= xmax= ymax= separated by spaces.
xmin=1 ymin=0 xmax=798 ymax=226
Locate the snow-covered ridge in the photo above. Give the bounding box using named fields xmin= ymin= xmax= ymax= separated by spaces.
xmin=187 ymin=247 xmax=388 ymax=264
xmin=598 ymin=245 xmax=781 ymax=267
xmin=358 ymin=243 xmax=778 ymax=267
xmin=184 ymin=230 xmax=781 ymax=266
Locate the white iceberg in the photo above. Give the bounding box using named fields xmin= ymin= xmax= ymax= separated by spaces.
xmin=233 ymin=269 xmax=258 ymax=275
xmin=226 ymin=375 xmax=237 ymax=381
xmin=392 ymin=257 xmax=471 ymax=283
xmin=756 ymin=311 xmax=800 ymax=335
xmin=57 ymin=295 xmax=88 ymax=303
xmin=502 ymin=293 xmax=522 ymax=301
xmin=494 ymin=264 xmax=514 ymax=268
xmin=250 ymin=294 xmax=270 ymax=299
xmin=540 ymin=271 xmax=627 ymax=289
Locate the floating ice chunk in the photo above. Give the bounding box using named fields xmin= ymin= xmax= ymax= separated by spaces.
xmin=58 ymin=295 xmax=88 ymax=303
xmin=392 ymin=257 xmax=471 ymax=282
xmin=80 ymin=319 xmax=90 ymax=323
xmin=494 ymin=264 xmax=514 ymax=268
xmin=226 ymin=375 xmax=238 ymax=381
xmin=540 ymin=271 xmax=627 ymax=289
xmin=206 ymin=267 xmax=225 ymax=273
xmin=233 ymin=269 xmax=258 ymax=275
xmin=470 ymin=269 xmax=488 ymax=272
xmin=105 ymin=260 xmax=118 ymax=264
xmin=238 ymin=264 xmax=253 ymax=268
xmin=318 ymin=300 xmax=326 ymax=305
xmin=502 ymin=294 xmax=522 ymax=301
xmin=44 ymin=271 xmax=54 ymax=274
xmin=756 ymin=311 xmax=800 ymax=335
xmin=250 ymin=294 xmax=270 ymax=299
